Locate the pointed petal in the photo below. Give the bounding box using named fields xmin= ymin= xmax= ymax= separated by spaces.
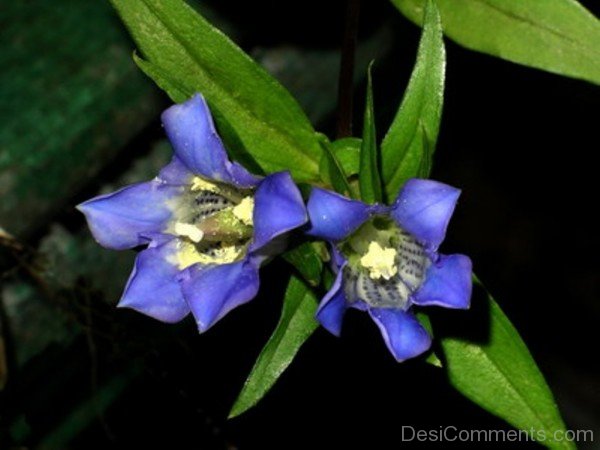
xmin=368 ymin=308 xmax=432 ymax=362
xmin=316 ymin=264 xmax=348 ymax=336
xmin=179 ymin=259 xmax=260 ymax=332
xmin=119 ymin=239 xmax=189 ymax=323
xmin=306 ymin=187 xmax=372 ymax=241
xmin=161 ymin=94 xmax=259 ymax=188
xmin=250 ymin=171 xmax=308 ymax=252
xmin=391 ymin=178 xmax=461 ymax=251
xmin=77 ymin=181 xmax=182 ymax=250
xmin=413 ymin=254 xmax=472 ymax=309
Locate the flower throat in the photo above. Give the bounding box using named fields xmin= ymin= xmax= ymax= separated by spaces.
xmin=171 ymin=176 xmax=255 ymax=269
xmin=339 ymin=217 xmax=429 ymax=309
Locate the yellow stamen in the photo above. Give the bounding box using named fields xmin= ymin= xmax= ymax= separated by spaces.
xmin=232 ymin=196 xmax=254 ymax=226
xmin=211 ymin=244 xmax=242 ymax=264
xmin=172 ymin=241 xmax=243 ymax=270
xmin=190 ymin=176 xmax=219 ymax=192
xmin=174 ymin=241 xmax=205 ymax=269
xmin=174 ymin=222 xmax=204 ymax=243
xmin=360 ymin=241 xmax=398 ymax=280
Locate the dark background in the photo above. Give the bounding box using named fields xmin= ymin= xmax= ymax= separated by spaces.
xmin=1 ymin=1 xmax=598 ymax=449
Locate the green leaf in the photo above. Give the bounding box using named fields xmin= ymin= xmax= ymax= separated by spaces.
xmin=111 ymin=0 xmax=322 ymax=182
xmin=359 ymin=63 xmax=383 ymax=204
xmin=133 ymin=53 xmax=188 ymax=103
xmin=282 ymin=241 xmax=324 ymax=287
xmin=381 ymin=0 xmax=445 ymax=200
xmin=416 ymin=121 xmax=433 ymax=178
xmin=319 ymin=136 xmax=358 ymax=198
xmin=392 ymin=0 xmax=600 ymax=86
xmin=441 ymin=278 xmax=573 ymax=449
xmin=229 ymin=275 xmax=319 ymax=418
xmin=330 ymin=138 xmax=361 ymax=176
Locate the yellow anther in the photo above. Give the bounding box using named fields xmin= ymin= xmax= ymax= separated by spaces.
xmin=232 ymin=196 xmax=254 ymax=226
xmin=172 ymin=241 xmax=243 ymax=270
xmin=174 ymin=222 xmax=204 ymax=243
xmin=360 ymin=241 xmax=398 ymax=280
xmin=173 ymin=241 xmax=204 ymax=269
xmin=190 ymin=176 xmax=219 ymax=192
xmin=211 ymin=244 xmax=242 ymax=264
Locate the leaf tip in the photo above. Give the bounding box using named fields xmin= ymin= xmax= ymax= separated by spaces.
xmin=227 ymin=397 xmax=250 ymax=420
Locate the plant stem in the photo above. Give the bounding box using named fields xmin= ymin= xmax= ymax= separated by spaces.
xmin=336 ymin=0 xmax=360 ymax=139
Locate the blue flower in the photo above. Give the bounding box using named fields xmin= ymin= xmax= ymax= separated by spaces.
xmin=78 ymin=94 xmax=307 ymax=331
xmin=306 ymin=179 xmax=472 ymax=362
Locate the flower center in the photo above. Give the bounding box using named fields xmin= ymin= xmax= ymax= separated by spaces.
xmin=168 ymin=176 xmax=255 ymax=269
xmin=339 ymin=217 xmax=429 ymax=310
xmin=174 ymin=240 xmax=244 ymax=269
xmin=360 ymin=241 xmax=398 ymax=280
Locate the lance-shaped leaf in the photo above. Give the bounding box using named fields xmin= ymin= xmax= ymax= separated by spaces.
xmin=229 ymin=275 xmax=318 ymax=418
xmin=330 ymin=138 xmax=362 ymax=177
xmin=359 ymin=64 xmax=383 ymax=204
xmin=283 ymin=241 xmax=324 ymax=287
xmin=392 ymin=0 xmax=600 ymax=86
xmin=319 ymin=137 xmax=357 ymax=199
xmin=440 ymin=278 xmax=573 ymax=449
xmin=381 ymin=0 xmax=445 ymax=200
xmin=111 ymin=0 xmax=322 ymax=182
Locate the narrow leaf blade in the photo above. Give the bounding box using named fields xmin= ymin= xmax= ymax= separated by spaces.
xmin=392 ymin=0 xmax=600 ymax=85
xmin=229 ymin=276 xmax=319 ymax=418
xmin=441 ymin=278 xmax=573 ymax=449
xmin=381 ymin=0 xmax=445 ymax=200
xmin=330 ymin=137 xmax=362 ymax=177
xmin=319 ymin=137 xmax=357 ymax=198
xmin=282 ymin=241 xmax=324 ymax=287
xmin=133 ymin=53 xmax=188 ymax=103
xmin=359 ymin=64 xmax=383 ymax=204
xmin=416 ymin=121 xmax=433 ymax=178
xmin=111 ymin=0 xmax=322 ymax=182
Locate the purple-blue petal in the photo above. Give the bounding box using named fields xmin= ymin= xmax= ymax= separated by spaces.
xmin=228 ymin=161 xmax=262 ymax=188
xmin=316 ymin=264 xmax=348 ymax=336
xmin=77 ymin=181 xmax=182 ymax=250
xmin=330 ymin=245 xmax=347 ymax=272
xmin=118 ymin=239 xmax=189 ymax=323
xmin=158 ymin=156 xmax=193 ymax=185
xmin=179 ymin=259 xmax=260 ymax=332
xmin=161 ymin=94 xmax=259 ymax=188
xmin=306 ymin=187 xmax=372 ymax=242
xmin=250 ymin=171 xmax=308 ymax=253
xmin=368 ymin=308 xmax=432 ymax=362
xmin=391 ymin=178 xmax=461 ymax=251
xmin=413 ymin=253 xmax=472 ymax=309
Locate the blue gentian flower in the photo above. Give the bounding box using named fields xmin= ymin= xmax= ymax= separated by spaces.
xmin=306 ymin=179 xmax=472 ymax=361
xmin=78 ymin=94 xmax=307 ymax=331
